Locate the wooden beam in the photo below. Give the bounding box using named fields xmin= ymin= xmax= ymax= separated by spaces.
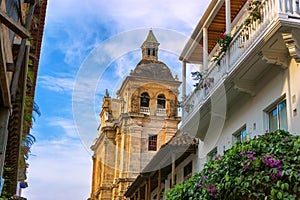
xmin=0 ymin=108 xmax=10 ymax=178
xmin=18 ymin=0 xmax=25 ymax=26
xmin=157 ymin=169 xmax=161 ymax=200
xmin=0 ymin=26 xmax=11 ymax=108
xmin=147 ymin=177 xmax=151 ymax=200
xmin=144 ymin=183 xmax=147 ymax=200
xmin=0 ymin=9 xmax=30 ymax=38
xmin=171 ymin=154 xmax=175 ymax=188
xmin=11 ymin=3 xmax=36 ymax=99
xmin=137 ymin=189 xmax=140 ymax=200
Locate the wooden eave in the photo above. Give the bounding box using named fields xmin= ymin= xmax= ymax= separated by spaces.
xmin=5 ymin=0 xmax=48 ymax=189
xmin=180 ymin=0 xmax=247 ymax=63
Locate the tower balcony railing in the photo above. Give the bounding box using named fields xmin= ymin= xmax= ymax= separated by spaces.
xmin=182 ymin=0 xmax=300 ymax=124
xmin=140 ymin=107 xmax=150 ymax=115
xmin=156 ymin=108 xmax=167 ymax=116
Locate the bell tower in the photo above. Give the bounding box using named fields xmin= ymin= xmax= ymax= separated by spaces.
xmin=90 ymin=30 xmax=181 ymax=200
xmin=141 ymin=29 xmax=160 ymax=61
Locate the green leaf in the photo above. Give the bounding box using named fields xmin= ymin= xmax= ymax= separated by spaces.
xmin=284 ymin=183 xmax=289 ymax=190
xmin=271 ymin=189 xmax=277 ymax=196
xmin=264 ymin=176 xmax=270 ymax=182
xmin=236 ymin=177 xmax=242 ymax=185
xmin=277 ymin=191 xmax=283 ymax=199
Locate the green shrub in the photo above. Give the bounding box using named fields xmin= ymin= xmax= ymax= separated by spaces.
xmin=165 ymin=130 xmax=300 ymax=200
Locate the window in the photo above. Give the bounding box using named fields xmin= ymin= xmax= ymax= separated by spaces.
xmin=207 ymin=147 xmax=217 ymax=161
xmin=148 ymin=135 xmax=157 ymax=151
xmin=147 ymin=49 xmax=151 ymax=56
xmin=157 ymin=94 xmax=166 ymax=109
xmin=140 ymin=92 xmax=150 ymax=107
xmin=233 ymin=126 xmax=247 ymax=143
xmin=184 ymin=161 xmax=193 ymax=179
xmin=268 ymin=100 xmax=288 ymax=132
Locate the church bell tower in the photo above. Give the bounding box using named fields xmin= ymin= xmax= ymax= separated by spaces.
xmin=90 ymin=30 xmax=181 ymax=200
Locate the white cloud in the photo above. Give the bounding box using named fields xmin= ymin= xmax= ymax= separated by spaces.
xmin=48 ymin=117 xmax=79 ymax=139
xmin=38 ymin=75 xmax=75 ymax=93
xmin=44 ymin=0 xmax=210 ymax=68
xmin=22 ymin=139 xmax=92 ymax=200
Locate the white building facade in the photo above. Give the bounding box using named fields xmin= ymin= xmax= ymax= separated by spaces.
xmin=180 ymin=0 xmax=300 ymax=172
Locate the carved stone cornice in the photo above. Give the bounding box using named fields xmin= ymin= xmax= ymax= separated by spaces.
xmin=282 ymin=31 xmax=300 ymax=63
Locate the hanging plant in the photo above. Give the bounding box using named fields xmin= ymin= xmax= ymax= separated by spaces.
xmin=191 ymin=71 xmax=214 ymax=90
xmin=211 ymin=33 xmax=233 ymax=65
xmin=240 ymin=0 xmax=263 ymax=43
xmin=244 ymin=0 xmax=263 ymax=27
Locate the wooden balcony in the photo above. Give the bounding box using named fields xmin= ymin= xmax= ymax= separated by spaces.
xmin=180 ymin=0 xmax=300 ymax=139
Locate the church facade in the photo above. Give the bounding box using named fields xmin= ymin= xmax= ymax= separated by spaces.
xmin=89 ymin=30 xmax=181 ymax=200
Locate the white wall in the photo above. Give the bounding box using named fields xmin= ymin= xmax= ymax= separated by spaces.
xmin=197 ymin=60 xmax=300 ymax=165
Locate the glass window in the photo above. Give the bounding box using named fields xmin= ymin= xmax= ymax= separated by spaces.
xmin=268 ymin=100 xmax=287 ymax=132
xmin=148 ymin=135 xmax=157 ymax=151
xmin=233 ymin=126 xmax=247 ymax=143
xmin=207 ymin=147 xmax=217 ymax=161
xmin=140 ymin=92 xmax=150 ymax=107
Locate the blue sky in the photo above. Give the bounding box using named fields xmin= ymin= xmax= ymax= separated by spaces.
xmin=22 ymin=0 xmax=209 ymax=199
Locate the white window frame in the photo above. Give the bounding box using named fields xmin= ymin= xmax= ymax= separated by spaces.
xmin=207 ymin=147 xmax=217 ymax=161
xmin=264 ymin=97 xmax=288 ymax=132
xmin=232 ymin=125 xmax=247 ymax=144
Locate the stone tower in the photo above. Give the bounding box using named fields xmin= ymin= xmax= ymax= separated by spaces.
xmin=89 ymin=30 xmax=181 ymax=200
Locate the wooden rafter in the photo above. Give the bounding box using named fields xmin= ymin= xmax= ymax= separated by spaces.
xmin=11 ymin=2 xmax=36 ymax=99
xmin=0 ymin=27 xmax=11 ymax=108
xmin=0 ymin=9 xmax=30 ymax=39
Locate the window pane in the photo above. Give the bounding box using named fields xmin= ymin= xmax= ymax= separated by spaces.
xmin=240 ymin=129 xmax=247 ymax=142
xmin=148 ymin=135 xmax=157 ymax=151
xmin=269 ymin=107 xmax=278 ymax=132
xmin=207 ymin=148 xmax=217 ymax=161
xmin=278 ymin=101 xmax=288 ymax=131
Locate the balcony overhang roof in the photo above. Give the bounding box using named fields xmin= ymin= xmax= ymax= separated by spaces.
xmin=180 ymin=0 xmax=247 ymax=64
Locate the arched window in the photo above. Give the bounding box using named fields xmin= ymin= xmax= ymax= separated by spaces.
xmin=147 ymin=49 xmax=151 ymax=56
xmin=157 ymin=94 xmax=166 ymax=109
xmin=140 ymin=92 xmax=150 ymax=107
